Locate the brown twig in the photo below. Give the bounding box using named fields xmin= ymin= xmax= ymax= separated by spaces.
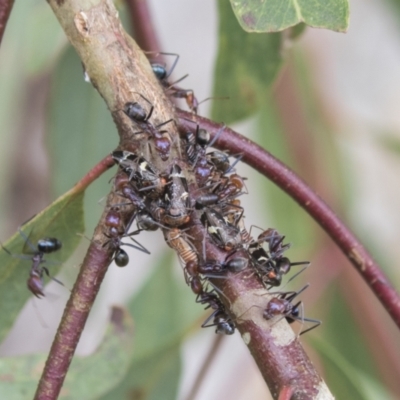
xmin=73 ymin=154 xmax=115 ymax=192
xmin=0 ymin=0 xmax=14 ymax=45
xmin=177 ymin=110 xmax=400 ymax=330
xmin=35 ymin=0 xmax=178 ymax=398
xmin=34 ymin=241 xmax=114 ymax=400
xmin=183 ymin=218 xmax=330 ymax=399
xmin=39 ymin=1 xmax=332 ymax=399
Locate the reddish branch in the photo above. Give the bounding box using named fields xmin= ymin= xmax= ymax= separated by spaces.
xmin=73 ymin=154 xmax=115 ymax=192
xmin=34 ymin=242 xmax=114 ymax=400
xmin=37 ymin=0 xmax=331 ymax=399
xmin=178 ymin=110 xmax=400 ymax=330
xmin=0 ymin=0 xmax=14 ymax=45
xmin=126 ymin=0 xmax=161 ymax=54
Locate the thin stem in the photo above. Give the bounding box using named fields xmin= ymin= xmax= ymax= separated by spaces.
xmin=73 ymin=154 xmax=115 ymax=192
xmin=35 ymin=0 xmax=178 ymax=398
xmin=0 ymin=0 xmax=14 ymax=45
xmin=185 ymin=335 xmax=224 ymax=400
xmin=34 ymin=242 xmax=114 ymax=400
xmin=125 ymin=0 xmax=161 ymax=53
xmin=177 ymin=110 xmax=400 ymax=330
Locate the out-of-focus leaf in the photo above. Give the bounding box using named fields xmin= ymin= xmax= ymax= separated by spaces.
xmin=0 ymin=190 xmax=84 ymax=342
xmin=309 ymin=284 xmax=385 ymax=400
xmin=0 ymin=306 xmax=134 ymax=400
xmin=99 ymin=253 xmax=204 ymax=399
xmin=229 ymin=0 xmax=349 ymax=33
xmin=127 ymin=252 xmax=203 ymax=359
xmin=48 ymin=46 xmax=118 ymax=233
xmin=211 ymin=0 xmax=283 ymax=124
xmin=23 ymin=2 xmax=66 ymax=76
xmin=311 ymin=335 xmax=392 ymax=400
xmin=256 ymin=98 xmax=314 ymax=251
xmin=100 ymin=343 xmax=181 ymax=400
xmin=377 ymin=134 xmax=400 ymax=157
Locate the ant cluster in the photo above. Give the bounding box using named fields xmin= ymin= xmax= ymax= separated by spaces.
xmin=1 ymin=53 xmax=320 ymax=338
xmin=147 ymin=53 xmax=320 ymax=336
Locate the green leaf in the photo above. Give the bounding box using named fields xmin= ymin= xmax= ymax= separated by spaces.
xmin=127 ymin=252 xmax=204 ymax=360
xmin=48 ymin=46 xmax=118 ymax=233
xmin=23 ymin=2 xmax=66 ymax=76
xmin=0 ymin=306 xmax=134 ymax=400
xmin=377 ymin=134 xmax=400 ymax=157
xmin=311 ymin=335 xmax=393 ymax=400
xmin=0 ymin=190 xmax=84 ymax=343
xmin=256 ymin=98 xmax=314 ymax=251
xmin=99 ymin=343 xmax=181 ymax=400
xmin=99 ymin=253 xmax=204 ymax=399
xmin=211 ymin=0 xmax=283 ymax=124
xmin=229 ymin=0 xmax=349 ymax=33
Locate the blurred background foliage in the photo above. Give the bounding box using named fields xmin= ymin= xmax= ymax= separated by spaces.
xmin=0 ymin=0 xmax=399 ymax=399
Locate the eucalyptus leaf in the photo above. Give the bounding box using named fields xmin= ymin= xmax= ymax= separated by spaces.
xmin=311 ymin=335 xmax=392 ymax=400
xmin=23 ymin=2 xmax=66 ymax=76
xmin=99 ymin=343 xmax=181 ymax=400
xmin=48 ymin=46 xmax=118 ymax=233
xmin=212 ymin=0 xmax=283 ymax=123
xmin=99 ymin=253 xmax=204 ymax=399
xmin=256 ymin=98 xmax=314 ymax=250
xmin=0 ymin=306 xmax=134 ymax=400
xmin=0 ymin=190 xmax=84 ymax=342
xmin=229 ymin=0 xmax=349 ymax=33
xmin=127 ymin=252 xmax=204 ymax=360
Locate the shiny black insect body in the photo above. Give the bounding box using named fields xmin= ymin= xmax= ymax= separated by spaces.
xmin=149 ymin=53 xmax=201 ymax=113
xmin=197 ymin=290 xmax=235 ymax=335
xmin=1 ymin=228 xmax=62 ymax=298
xmin=104 ymin=207 xmax=149 ymax=267
xmin=249 ymin=228 xmax=309 ymax=287
xmin=122 ymin=95 xmax=173 ymax=161
xmin=264 ymin=285 xmax=321 ymax=335
xmin=198 ymin=251 xmax=249 ymax=277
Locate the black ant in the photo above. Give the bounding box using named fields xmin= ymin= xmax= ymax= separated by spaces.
xmin=1 ymin=227 xmax=63 ymax=298
xmin=121 ymin=94 xmax=174 ymax=161
xmin=197 ymin=289 xmax=235 ymax=335
xmin=148 ymin=52 xmax=202 ymax=114
xmin=248 ymin=227 xmax=309 ymax=287
xmin=103 ymin=207 xmax=149 ymax=267
xmin=262 ymin=285 xmax=321 ymax=336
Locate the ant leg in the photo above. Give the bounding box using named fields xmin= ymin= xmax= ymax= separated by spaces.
xmin=17 ymin=227 xmax=37 ymax=253
xmin=282 ymin=265 xmax=310 ymax=287
xmin=122 ymin=240 xmax=150 ymax=255
xmin=201 ymin=310 xmax=218 ymax=328
xmin=0 ymin=242 xmax=32 ymax=260
xmin=224 ymin=154 xmax=243 ymax=175
xmin=42 ymin=266 xmax=66 ymax=288
xmin=283 ymin=284 xmax=310 ymax=302
xmin=299 ymin=317 xmax=321 ymax=336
